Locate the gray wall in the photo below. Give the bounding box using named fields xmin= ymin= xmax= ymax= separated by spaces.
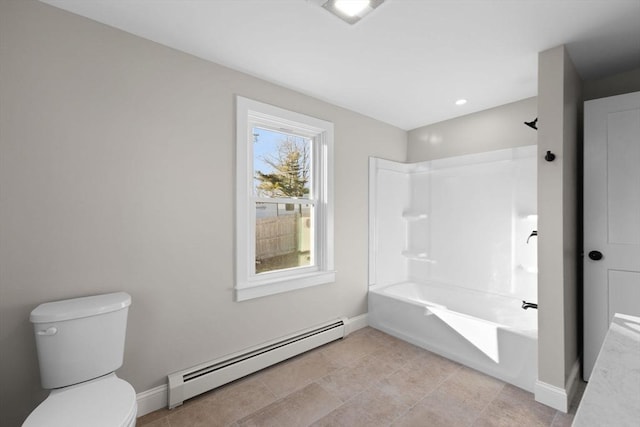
xmin=0 ymin=1 xmax=406 ymax=425
xmin=407 ymin=97 xmax=538 ymax=161
xmin=536 ymin=45 xmax=582 ymax=396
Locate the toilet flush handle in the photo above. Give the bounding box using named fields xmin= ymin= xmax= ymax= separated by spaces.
xmin=36 ymin=327 xmax=58 ymax=336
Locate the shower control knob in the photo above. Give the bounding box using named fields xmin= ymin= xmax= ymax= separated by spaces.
xmin=588 ymin=250 xmax=603 ymax=261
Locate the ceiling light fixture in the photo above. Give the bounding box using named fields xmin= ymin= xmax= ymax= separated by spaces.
xmin=316 ymin=0 xmax=385 ymax=25
xmin=335 ymin=0 xmax=369 ymax=16
xmin=455 ymin=99 xmax=467 ymax=106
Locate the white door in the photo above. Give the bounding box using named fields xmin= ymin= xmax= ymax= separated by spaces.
xmin=583 ymin=91 xmax=640 ymax=381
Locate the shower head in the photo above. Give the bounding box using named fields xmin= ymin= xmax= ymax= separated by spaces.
xmin=524 ymin=118 xmax=538 ymax=130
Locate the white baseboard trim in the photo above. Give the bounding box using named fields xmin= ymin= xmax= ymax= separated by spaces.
xmin=534 ymin=358 xmax=581 ymax=413
xmin=346 ymin=313 xmax=368 ymax=334
xmin=136 ymin=384 xmax=167 ymax=417
xmin=135 ymin=313 xmax=369 ymax=418
xmin=565 ymin=358 xmax=581 ymax=410
xmin=535 ymin=381 xmax=567 ymax=412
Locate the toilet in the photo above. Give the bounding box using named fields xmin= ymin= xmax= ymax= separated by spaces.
xmin=23 ymin=292 xmax=137 ymax=427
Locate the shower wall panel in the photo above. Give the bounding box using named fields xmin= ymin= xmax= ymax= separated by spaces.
xmin=370 ymin=146 xmax=537 ymax=302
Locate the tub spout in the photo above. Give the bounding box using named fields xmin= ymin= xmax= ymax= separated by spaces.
xmin=522 ymin=301 xmax=538 ymax=310
xmin=526 ymin=230 xmax=538 ymax=244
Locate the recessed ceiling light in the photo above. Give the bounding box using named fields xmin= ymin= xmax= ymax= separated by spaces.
xmin=335 ymin=0 xmax=369 ymax=16
xmin=317 ymin=0 xmax=385 ymax=25
xmin=455 ymin=99 xmax=468 ymax=106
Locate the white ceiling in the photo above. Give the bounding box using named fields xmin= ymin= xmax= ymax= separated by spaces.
xmin=41 ymin=0 xmax=640 ymax=130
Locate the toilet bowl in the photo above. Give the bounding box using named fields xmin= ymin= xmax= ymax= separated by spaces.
xmin=23 ymin=374 xmax=137 ymax=427
xmin=24 ymin=292 xmax=137 ymax=426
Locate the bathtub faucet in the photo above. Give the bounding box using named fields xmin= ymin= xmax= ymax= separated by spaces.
xmin=521 ymin=301 xmax=538 ymax=310
xmin=526 ymin=230 xmax=538 ymax=244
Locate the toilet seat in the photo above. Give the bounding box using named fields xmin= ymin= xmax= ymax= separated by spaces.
xmin=23 ymin=373 xmax=137 ymax=427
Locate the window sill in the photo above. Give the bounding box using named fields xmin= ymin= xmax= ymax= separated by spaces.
xmin=235 ymin=271 xmax=336 ymax=301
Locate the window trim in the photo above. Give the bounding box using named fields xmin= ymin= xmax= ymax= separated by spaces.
xmin=235 ymin=96 xmax=335 ymax=301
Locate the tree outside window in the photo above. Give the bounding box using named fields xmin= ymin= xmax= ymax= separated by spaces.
xmin=253 ymin=128 xmax=312 ymax=274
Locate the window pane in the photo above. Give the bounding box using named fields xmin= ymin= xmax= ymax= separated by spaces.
xmin=253 ymin=127 xmax=312 ymax=199
xmin=255 ymin=202 xmax=313 ymax=274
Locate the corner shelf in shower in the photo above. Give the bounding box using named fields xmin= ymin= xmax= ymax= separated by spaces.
xmin=516 ymin=264 xmax=538 ymax=274
xmin=402 ymin=211 xmax=430 ymax=261
xmin=401 ymin=251 xmax=434 ymax=262
xmin=402 ymin=211 xmax=428 ymax=221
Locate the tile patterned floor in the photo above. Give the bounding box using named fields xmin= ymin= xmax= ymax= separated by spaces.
xmin=138 ymin=327 xmax=585 ymax=427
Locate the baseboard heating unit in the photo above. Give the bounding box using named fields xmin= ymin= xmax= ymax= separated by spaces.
xmin=167 ymin=318 xmax=349 ymax=408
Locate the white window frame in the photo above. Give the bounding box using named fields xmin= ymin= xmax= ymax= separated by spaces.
xmin=235 ymin=96 xmax=335 ymax=301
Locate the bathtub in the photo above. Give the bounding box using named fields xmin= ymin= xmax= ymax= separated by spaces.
xmin=368 ymin=281 xmax=537 ymax=392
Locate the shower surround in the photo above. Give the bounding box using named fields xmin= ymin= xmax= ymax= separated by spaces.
xmin=368 ymin=146 xmax=538 ymax=391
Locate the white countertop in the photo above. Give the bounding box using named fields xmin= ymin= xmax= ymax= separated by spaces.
xmin=573 ymin=313 xmax=640 ymax=426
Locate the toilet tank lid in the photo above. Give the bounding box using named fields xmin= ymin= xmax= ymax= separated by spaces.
xmin=30 ymin=292 xmax=131 ymax=323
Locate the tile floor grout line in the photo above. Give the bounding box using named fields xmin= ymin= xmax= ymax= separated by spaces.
xmin=383 ymin=360 xmax=464 ymax=426
xmin=468 ymin=380 xmax=506 ymax=427
xmin=310 ymin=346 xmax=420 ymax=426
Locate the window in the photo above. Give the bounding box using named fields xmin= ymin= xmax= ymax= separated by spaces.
xmin=236 ymin=96 xmax=335 ymax=301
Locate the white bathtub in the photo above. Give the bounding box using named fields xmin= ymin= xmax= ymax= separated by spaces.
xmin=368 ymin=281 xmax=538 ymax=392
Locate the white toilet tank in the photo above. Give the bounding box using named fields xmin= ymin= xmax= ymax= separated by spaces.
xmin=30 ymin=292 xmax=132 ymax=389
